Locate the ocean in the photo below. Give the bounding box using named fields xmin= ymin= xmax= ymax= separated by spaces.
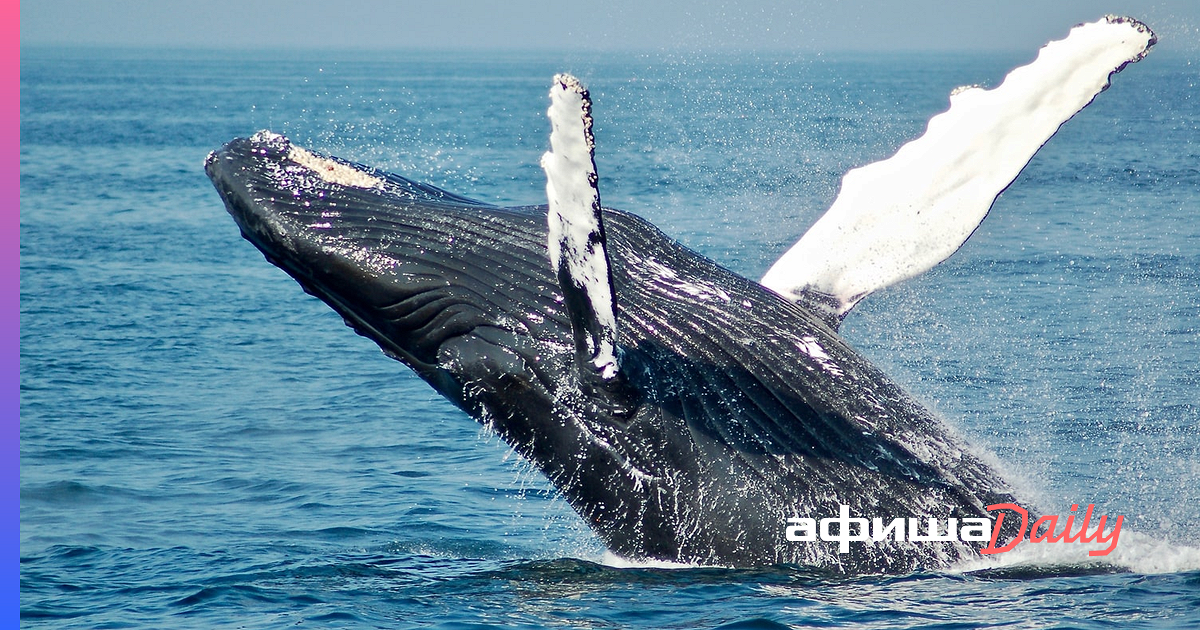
xmin=19 ymin=45 xmax=1200 ymax=628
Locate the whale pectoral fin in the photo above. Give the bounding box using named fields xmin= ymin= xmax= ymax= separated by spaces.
xmin=541 ymin=73 xmax=633 ymax=408
xmin=761 ymin=16 xmax=1156 ymax=328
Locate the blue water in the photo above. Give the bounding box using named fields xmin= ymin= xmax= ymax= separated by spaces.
xmin=20 ymin=46 xmax=1200 ymax=628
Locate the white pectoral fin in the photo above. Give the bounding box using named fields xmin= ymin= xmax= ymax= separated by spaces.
xmin=541 ymin=73 xmax=621 ymax=380
xmin=761 ymin=16 xmax=1156 ymax=327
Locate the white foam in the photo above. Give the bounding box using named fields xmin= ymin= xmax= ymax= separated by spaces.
xmin=600 ymin=550 xmax=705 ymax=569
xmin=951 ymin=531 xmax=1200 ymax=575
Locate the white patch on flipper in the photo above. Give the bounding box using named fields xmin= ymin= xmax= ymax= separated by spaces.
xmin=761 ymin=16 xmax=1155 ymax=320
xmin=541 ymin=74 xmax=619 ymax=378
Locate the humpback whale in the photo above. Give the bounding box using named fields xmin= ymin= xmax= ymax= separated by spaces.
xmin=206 ymin=17 xmax=1155 ymax=572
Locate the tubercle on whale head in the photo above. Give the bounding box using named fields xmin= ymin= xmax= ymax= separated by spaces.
xmin=205 ymin=130 xmax=386 ymax=191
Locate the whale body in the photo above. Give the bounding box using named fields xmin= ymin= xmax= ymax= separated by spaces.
xmin=206 ymin=16 xmax=1154 ymax=572
xmin=207 ymin=131 xmax=1023 ymax=572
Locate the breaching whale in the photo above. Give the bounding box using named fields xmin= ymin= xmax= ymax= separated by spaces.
xmin=206 ymin=17 xmax=1155 ymax=572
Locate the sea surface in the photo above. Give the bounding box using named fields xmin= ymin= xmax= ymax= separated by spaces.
xmin=19 ymin=45 xmax=1200 ymax=628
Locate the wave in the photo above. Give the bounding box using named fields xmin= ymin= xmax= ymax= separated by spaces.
xmin=951 ymin=531 xmax=1200 ymax=576
xmin=596 ymin=531 xmax=1200 ymax=577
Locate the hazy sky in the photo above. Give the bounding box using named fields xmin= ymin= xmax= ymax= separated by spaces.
xmin=21 ymin=0 xmax=1200 ymax=53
